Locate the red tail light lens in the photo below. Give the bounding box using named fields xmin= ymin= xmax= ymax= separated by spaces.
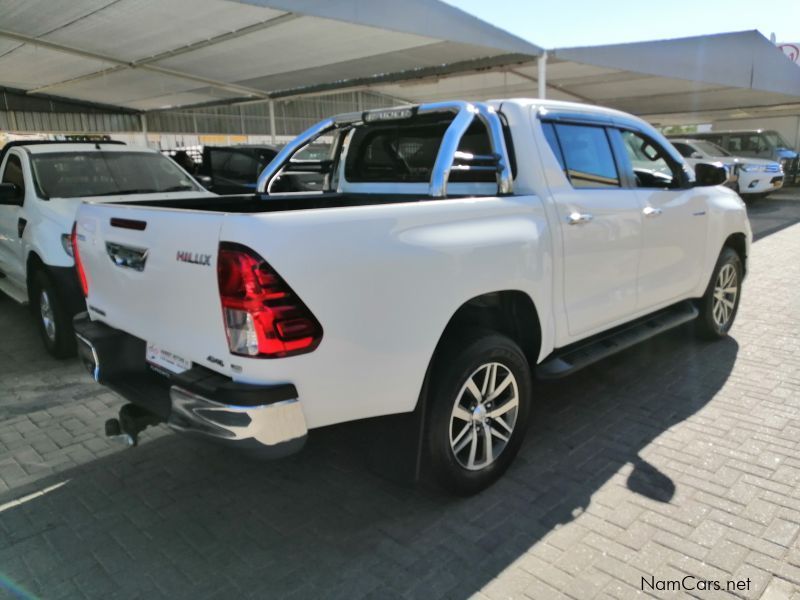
xmin=71 ymin=222 xmax=88 ymax=297
xmin=217 ymin=243 xmax=322 ymax=358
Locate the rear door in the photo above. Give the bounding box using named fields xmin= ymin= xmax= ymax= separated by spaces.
xmin=613 ymin=128 xmax=706 ymax=309
xmin=75 ymin=202 xmax=230 ymax=369
xmin=542 ymin=121 xmax=642 ymax=337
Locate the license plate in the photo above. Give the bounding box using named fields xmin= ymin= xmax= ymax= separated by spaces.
xmin=146 ymin=343 xmax=192 ymax=375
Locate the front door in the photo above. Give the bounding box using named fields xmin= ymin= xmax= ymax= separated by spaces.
xmin=615 ymin=129 xmax=707 ymax=309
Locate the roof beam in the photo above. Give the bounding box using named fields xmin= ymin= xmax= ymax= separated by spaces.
xmin=0 ymin=26 xmax=275 ymax=100
xmin=507 ymin=68 xmax=594 ymax=103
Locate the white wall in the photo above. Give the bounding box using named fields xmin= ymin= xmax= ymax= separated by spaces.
xmin=711 ymin=116 xmax=800 ymax=149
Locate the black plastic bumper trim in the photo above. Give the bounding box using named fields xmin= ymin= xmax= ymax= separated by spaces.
xmin=72 ymin=313 xmax=298 ymax=411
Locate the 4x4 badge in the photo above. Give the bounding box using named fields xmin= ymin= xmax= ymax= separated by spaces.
xmin=176 ymin=251 xmax=212 ymax=266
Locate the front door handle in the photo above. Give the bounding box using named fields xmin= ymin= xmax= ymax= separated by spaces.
xmin=643 ymin=206 xmax=663 ymax=218
xmin=567 ymin=212 xmax=593 ymax=225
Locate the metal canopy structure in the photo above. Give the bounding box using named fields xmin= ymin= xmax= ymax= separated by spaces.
xmin=1 ymin=0 xmax=799 ymax=132
xmin=370 ymin=31 xmax=800 ymax=125
xmin=0 ymin=0 xmax=541 ymax=111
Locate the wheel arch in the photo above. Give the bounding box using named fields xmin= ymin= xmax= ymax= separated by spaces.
xmin=723 ymin=232 xmax=747 ymax=276
xmin=433 ymin=290 xmax=542 ymax=369
xmin=25 ymin=250 xmax=47 ymax=303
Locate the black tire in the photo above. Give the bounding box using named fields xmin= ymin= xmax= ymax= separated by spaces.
xmin=424 ymin=332 xmax=532 ymax=495
xmin=31 ymin=269 xmax=75 ymax=358
xmin=696 ymin=247 xmax=743 ymax=340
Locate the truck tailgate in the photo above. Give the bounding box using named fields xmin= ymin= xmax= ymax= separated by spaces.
xmin=75 ymin=203 xmax=230 ymax=372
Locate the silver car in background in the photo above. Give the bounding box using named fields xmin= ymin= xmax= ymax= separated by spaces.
xmin=669 ymin=138 xmax=784 ymax=199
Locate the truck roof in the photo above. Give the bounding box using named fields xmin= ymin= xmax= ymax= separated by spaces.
xmin=0 ymin=139 xmax=137 ymax=165
xmin=25 ymin=143 xmax=149 ymax=155
xmin=344 ymin=98 xmax=658 ymax=134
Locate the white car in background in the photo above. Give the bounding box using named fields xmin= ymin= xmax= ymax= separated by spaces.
xmin=669 ymin=138 xmax=784 ymax=199
xmin=0 ymin=141 xmax=214 ymax=357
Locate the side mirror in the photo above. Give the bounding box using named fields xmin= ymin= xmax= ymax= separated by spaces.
xmin=196 ymin=175 xmax=213 ymax=188
xmin=694 ymin=162 xmax=728 ymax=187
xmin=690 ymin=152 xmax=703 ymax=159
xmin=0 ymin=183 xmax=23 ymax=205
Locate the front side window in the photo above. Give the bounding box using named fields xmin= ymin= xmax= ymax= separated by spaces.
xmin=671 ymin=142 xmax=696 ymax=158
xmin=693 ymin=141 xmax=730 ymax=157
xmin=620 ymin=130 xmax=682 ymax=189
xmin=30 ymin=151 xmax=201 ymax=199
xmin=2 ymin=154 xmax=25 ymax=196
xmin=763 ymin=131 xmax=788 ymax=149
xmin=547 ymin=123 xmax=620 ymax=188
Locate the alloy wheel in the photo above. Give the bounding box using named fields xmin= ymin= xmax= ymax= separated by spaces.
xmin=40 ymin=290 xmax=56 ymax=342
xmin=712 ymin=263 xmax=738 ymax=328
xmin=449 ymin=362 xmax=519 ymax=471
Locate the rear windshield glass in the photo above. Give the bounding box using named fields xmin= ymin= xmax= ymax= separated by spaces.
xmin=344 ymin=114 xmax=514 ymax=184
xmin=30 ymin=151 xmax=201 ymax=198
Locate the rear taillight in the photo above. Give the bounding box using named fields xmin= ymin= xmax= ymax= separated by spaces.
xmin=217 ymin=243 xmax=322 ymax=358
xmin=71 ymin=222 xmax=88 ymax=297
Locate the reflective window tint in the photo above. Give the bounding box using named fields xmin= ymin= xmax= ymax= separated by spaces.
xmin=553 ymin=124 xmax=620 ymax=188
xmin=620 ymin=130 xmax=681 ymax=189
xmin=541 ymin=122 xmax=566 ymax=171
xmin=1 ymin=154 xmax=25 ymax=193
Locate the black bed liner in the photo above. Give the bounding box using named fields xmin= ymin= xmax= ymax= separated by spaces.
xmin=105 ymin=192 xmax=479 ymax=214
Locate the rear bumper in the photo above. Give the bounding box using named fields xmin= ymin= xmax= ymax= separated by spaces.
xmin=72 ymin=313 xmax=307 ymax=457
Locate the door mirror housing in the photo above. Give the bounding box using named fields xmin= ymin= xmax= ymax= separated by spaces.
xmin=0 ymin=183 xmax=23 ymax=205
xmin=694 ymin=162 xmax=728 ymax=187
xmin=690 ymin=151 xmax=703 ymax=159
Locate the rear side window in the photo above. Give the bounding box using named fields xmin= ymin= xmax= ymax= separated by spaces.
xmin=542 ymin=122 xmax=566 ymax=170
xmin=727 ymin=133 xmax=765 ymax=153
xmin=545 ymin=123 xmax=620 ymax=188
xmin=344 ymin=115 xmax=502 ymax=184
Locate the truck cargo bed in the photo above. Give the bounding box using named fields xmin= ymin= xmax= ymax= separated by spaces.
xmin=111 ymin=192 xmax=449 ymax=214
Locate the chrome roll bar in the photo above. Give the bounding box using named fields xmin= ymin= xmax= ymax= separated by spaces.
xmin=256 ymin=101 xmax=514 ymax=197
xmin=256 ymin=117 xmax=336 ymax=194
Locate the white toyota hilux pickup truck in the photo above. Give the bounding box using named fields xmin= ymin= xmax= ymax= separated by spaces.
xmin=0 ymin=141 xmax=212 ymax=357
xmin=72 ymin=99 xmax=751 ymax=494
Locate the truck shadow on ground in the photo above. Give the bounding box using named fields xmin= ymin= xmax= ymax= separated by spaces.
xmin=0 ymin=322 xmax=738 ymax=600
xmin=745 ymin=195 xmax=800 ymax=241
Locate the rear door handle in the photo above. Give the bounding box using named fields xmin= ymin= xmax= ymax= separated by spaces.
xmin=643 ymin=206 xmax=663 ymax=218
xmin=567 ymin=212 xmax=593 ymax=225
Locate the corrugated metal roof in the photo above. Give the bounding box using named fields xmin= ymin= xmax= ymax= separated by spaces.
xmin=0 ymin=0 xmax=541 ymax=110
xmin=369 ymin=31 xmax=800 ymax=125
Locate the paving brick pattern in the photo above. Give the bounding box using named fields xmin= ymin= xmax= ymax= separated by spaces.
xmin=0 ymin=198 xmax=798 ymax=599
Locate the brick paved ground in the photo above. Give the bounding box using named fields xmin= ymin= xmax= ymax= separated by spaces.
xmin=0 ymin=198 xmax=798 ymax=600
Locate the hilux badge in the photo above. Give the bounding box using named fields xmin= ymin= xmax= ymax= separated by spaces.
xmin=176 ymin=251 xmax=212 ymax=266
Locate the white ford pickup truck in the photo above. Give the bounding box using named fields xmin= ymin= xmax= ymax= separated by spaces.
xmin=72 ymin=99 xmax=751 ymax=494
xmin=0 ymin=141 xmax=211 ymax=357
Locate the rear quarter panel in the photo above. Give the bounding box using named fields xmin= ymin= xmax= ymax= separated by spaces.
xmin=221 ymin=195 xmax=552 ymax=429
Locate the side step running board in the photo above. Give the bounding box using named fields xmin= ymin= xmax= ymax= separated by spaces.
xmin=535 ymin=301 xmax=699 ymax=379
